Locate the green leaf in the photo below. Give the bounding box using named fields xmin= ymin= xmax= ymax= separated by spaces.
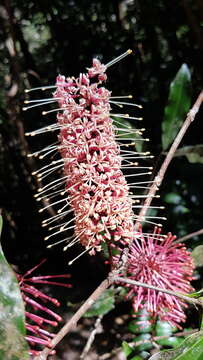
xmin=148 ymin=330 xmax=203 ymax=360
xmin=84 ymin=289 xmax=115 ymax=317
xmin=174 ymin=145 xmax=203 ymax=164
xmin=162 ymin=64 xmax=191 ymax=150
xmin=157 ymin=337 xmax=184 ymax=348
xmin=128 ymin=309 xmax=153 ymax=334
xmin=128 ymin=320 xmax=153 ymax=334
xmin=0 ymin=216 xmax=29 ymax=359
xmin=122 ymin=341 xmax=134 ymax=357
xmin=134 ymin=333 xmax=153 ymax=351
xmin=164 ymin=193 xmax=182 ymax=205
xmin=155 ymin=321 xmax=174 ymax=337
xmin=191 ymin=245 xmax=203 ymax=267
xmin=113 ymin=117 xmax=143 ymax=152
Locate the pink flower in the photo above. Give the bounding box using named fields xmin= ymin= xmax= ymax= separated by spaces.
xmin=53 ymin=59 xmax=134 ymax=255
xmin=16 ymin=259 xmax=71 ymax=356
xmin=115 ymin=228 xmax=194 ymax=328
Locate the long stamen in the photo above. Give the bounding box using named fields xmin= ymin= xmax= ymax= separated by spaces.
xmin=25 ymin=85 xmax=58 ymax=93
xmin=110 ymin=95 xmax=133 ymax=99
xmin=23 ymin=100 xmax=57 ymax=111
xmin=130 ymin=194 xmax=160 ymax=199
xmin=132 ymin=205 xmax=165 ymax=209
xmin=63 ymin=230 xmax=86 ymax=251
xmin=36 ymin=189 xmax=65 ymax=202
xmin=39 ymin=146 xmax=64 ymax=159
xmin=37 ymin=175 xmax=69 ymax=193
xmin=68 ymin=245 xmax=93 ymax=265
xmin=110 ymin=100 xmax=142 ymax=109
xmin=42 ymin=108 xmax=66 ymax=115
xmin=47 ymin=235 xmax=75 ymax=248
xmin=25 ymin=124 xmax=59 ymax=136
xmin=44 ymin=217 xmax=75 ymax=241
xmin=42 ymin=209 xmax=73 ymax=226
xmin=128 ymin=180 xmax=156 ymax=185
xmin=24 ymin=98 xmax=62 ymax=104
xmin=105 ymin=49 xmax=132 ymax=68
xmin=32 ymin=159 xmax=64 ymax=176
xmin=115 ymin=137 xmax=149 ymax=141
xmin=39 ymin=198 xmax=68 ymax=213
xmin=36 ymin=163 xmax=64 ymax=180
xmin=125 ymin=172 xmax=153 ymax=178
xmin=122 ymin=166 xmax=153 ymax=170
xmin=111 ymin=114 xmax=143 ymax=121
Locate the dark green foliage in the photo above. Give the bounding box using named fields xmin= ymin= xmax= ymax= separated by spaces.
xmin=125 ymin=311 xmax=186 ymax=359
xmin=175 ymin=145 xmax=203 ymax=164
xmin=149 ymin=331 xmax=203 ymax=360
xmin=84 ymin=289 xmax=115 ymax=317
xmin=162 ymin=64 xmax=192 ymax=150
xmin=191 ymin=245 xmax=203 ymax=267
xmin=0 ymin=217 xmax=29 ymax=360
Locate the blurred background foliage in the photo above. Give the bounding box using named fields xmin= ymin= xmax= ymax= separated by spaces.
xmin=0 ymin=0 xmax=203 ymax=358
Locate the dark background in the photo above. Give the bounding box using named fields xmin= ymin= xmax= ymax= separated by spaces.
xmin=0 ymin=1 xmax=203 ymax=358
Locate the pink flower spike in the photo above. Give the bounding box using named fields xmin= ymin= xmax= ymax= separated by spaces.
xmin=52 ymin=57 xmax=135 ymax=254
xmin=115 ymin=227 xmax=194 ymax=328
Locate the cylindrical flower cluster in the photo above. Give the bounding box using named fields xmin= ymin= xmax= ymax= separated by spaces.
xmin=54 ymin=59 xmax=134 ymax=254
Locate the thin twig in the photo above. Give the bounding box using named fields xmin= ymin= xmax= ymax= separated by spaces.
xmin=80 ymin=315 xmax=103 ymax=359
xmin=135 ymin=90 xmax=203 ymax=230
xmin=175 ymin=228 xmax=203 ymax=243
xmin=112 ymin=276 xmax=203 ymax=307
xmin=34 ymin=279 xmax=111 ymax=360
xmin=33 ymin=91 xmax=203 ymax=360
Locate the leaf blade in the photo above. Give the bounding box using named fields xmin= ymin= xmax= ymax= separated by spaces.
xmin=174 ymin=145 xmax=203 ymax=164
xmin=162 ymin=64 xmax=191 ymax=150
xmin=84 ymin=289 xmax=115 ymax=317
xmin=148 ymin=331 xmax=203 ymax=360
xmin=0 ymin=216 xmax=29 ymax=360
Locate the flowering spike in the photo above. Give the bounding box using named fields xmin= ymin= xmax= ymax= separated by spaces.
xmin=114 ymin=228 xmax=194 ymax=328
xmin=25 ymin=52 xmax=156 ymax=256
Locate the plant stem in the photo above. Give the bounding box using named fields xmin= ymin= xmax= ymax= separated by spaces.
xmin=112 ymin=276 xmax=203 ymax=307
xmin=135 ymin=90 xmax=203 ymax=229
xmin=175 ymin=228 xmax=203 ymax=243
xmin=34 ymin=279 xmax=111 ymax=360
xmin=80 ymin=315 xmax=103 ymax=359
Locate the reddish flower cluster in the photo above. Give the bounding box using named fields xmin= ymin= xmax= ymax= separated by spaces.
xmin=16 ymin=259 xmax=71 ymax=356
xmin=53 ymin=59 xmax=134 ymax=254
xmin=115 ymin=228 xmax=194 ymax=328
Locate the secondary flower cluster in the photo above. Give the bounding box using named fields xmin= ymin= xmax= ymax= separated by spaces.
xmin=54 ymin=59 xmax=134 ymax=254
xmin=114 ymin=228 xmax=194 ymax=328
xmin=16 ymin=259 xmax=71 ymax=356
